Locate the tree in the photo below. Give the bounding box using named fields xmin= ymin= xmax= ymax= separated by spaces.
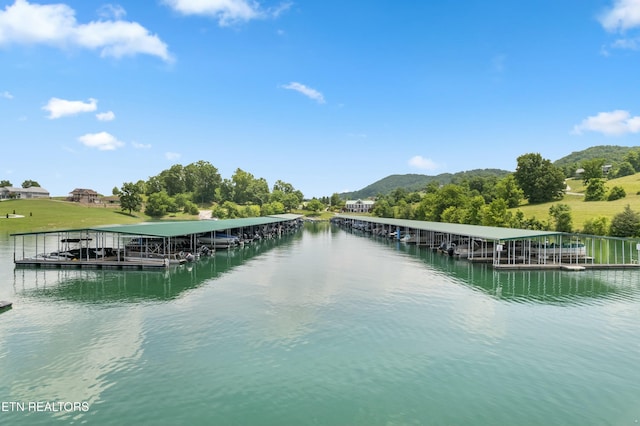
xmin=580 ymin=158 xmax=605 ymax=184
xmin=582 ymin=216 xmax=609 ymax=236
xmin=22 ymin=180 xmax=40 ymax=188
xmin=433 ymin=184 xmax=467 ymax=221
xmin=160 ymin=164 xmax=186 ymax=196
xmin=465 ymin=195 xmax=486 ymax=225
xmin=330 ymin=193 xmax=343 ymax=209
xmin=261 ymin=201 xmax=285 ymax=215
xmin=247 ymin=177 xmax=270 ymax=205
xmin=144 ymin=191 xmax=174 ymax=217
xmin=493 ymin=174 xmax=523 ymax=208
xmin=607 ymin=186 xmax=626 ymax=201
xmin=482 ymin=198 xmax=511 ymax=227
xmin=231 ymin=168 xmax=254 ymax=204
xmin=185 ymin=161 xmax=221 ymax=205
xmin=145 ymin=175 xmax=164 ymax=195
xmin=119 ymin=182 xmax=143 ymax=215
xmin=372 ymin=199 xmax=394 ymax=218
xmin=610 ymin=205 xmax=640 ymax=237
xmin=549 ymin=203 xmax=572 ymax=232
xmin=112 ymin=186 xmax=120 ymax=196
xmin=306 ymin=198 xmax=324 ymax=213
xmin=624 ymin=149 xmax=640 ymax=172
xmin=584 ymin=178 xmax=607 ymax=201
xmin=613 ymin=161 xmax=635 ymax=178
xmin=0 ymin=180 xmax=12 ymax=187
xmin=514 ymin=153 xmax=565 ymax=203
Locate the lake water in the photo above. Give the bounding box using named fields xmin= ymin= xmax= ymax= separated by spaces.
xmin=1 ymin=222 xmax=639 ymax=425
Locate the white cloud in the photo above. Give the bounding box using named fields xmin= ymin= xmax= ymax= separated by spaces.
xmin=132 ymin=141 xmax=151 ymax=149
xmin=98 ymin=4 xmax=126 ymax=20
xmin=43 ymin=97 xmax=97 ymax=119
xmin=408 ymin=155 xmax=439 ymax=171
xmin=281 ymin=82 xmax=325 ymax=104
xmin=572 ymin=110 xmax=640 ymax=136
xmin=1 ymin=90 xmax=13 ymax=99
xmin=78 ymin=131 xmax=125 ymax=150
xmin=600 ymin=0 xmax=640 ymax=32
xmin=163 ymin=0 xmax=291 ymax=26
xmin=96 ymin=111 xmax=115 ymax=121
xmin=165 ymin=152 xmax=181 ymax=160
xmin=0 ymin=0 xmax=172 ymax=62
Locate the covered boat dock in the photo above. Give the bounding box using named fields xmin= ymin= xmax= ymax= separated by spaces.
xmin=333 ymin=214 xmax=640 ymax=270
xmin=11 ymin=214 xmax=303 ymax=270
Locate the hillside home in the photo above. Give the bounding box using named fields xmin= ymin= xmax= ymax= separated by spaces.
xmin=0 ymin=186 xmax=50 ymax=200
xmin=345 ymin=199 xmax=375 ymax=213
xmin=69 ymin=188 xmax=99 ymax=203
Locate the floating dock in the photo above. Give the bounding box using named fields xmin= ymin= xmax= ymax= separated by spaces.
xmin=333 ymin=214 xmax=640 ymax=270
xmin=11 ymin=214 xmax=303 ymax=270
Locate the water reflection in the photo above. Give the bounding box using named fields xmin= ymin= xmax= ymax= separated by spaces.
xmin=376 ymin=236 xmax=640 ymax=305
xmin=13 ymin=235 xmax=297 ymax=304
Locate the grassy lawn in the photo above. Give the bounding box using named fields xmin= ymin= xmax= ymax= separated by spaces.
xmin=513 ymin=176 xmax=640 ymax=230
xmin=0 ymin=199 xmax=198 ymax=236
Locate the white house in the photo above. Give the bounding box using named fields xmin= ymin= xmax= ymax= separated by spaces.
xmin=0 ymin=186 xmax=50 ymax=200
xmin=345 ymin=199 xmax=375 ymax=213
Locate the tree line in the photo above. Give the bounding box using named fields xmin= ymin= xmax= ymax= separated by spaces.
xmin=369 ymin=152 xmax=640 ymax=238
xmin=115 ymin=161 xmax=306 ymax=219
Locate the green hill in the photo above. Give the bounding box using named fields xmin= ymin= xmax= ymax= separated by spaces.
xmin=342 ymin=169 xmax=510 ymax=199
xmin=553 ymin=145 xmax=639 ymax=175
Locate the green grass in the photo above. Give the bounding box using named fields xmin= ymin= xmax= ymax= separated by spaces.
xmin=0 ymin=199 xmax=198 ymax=236
xmin=513 ymin=176 xmax=640 ymax=231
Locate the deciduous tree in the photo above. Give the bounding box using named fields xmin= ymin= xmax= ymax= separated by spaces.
xmin=514 ymin=153 xmax=565 ymax=203
xmin=119 ymin=182 xmax=143 ymax=215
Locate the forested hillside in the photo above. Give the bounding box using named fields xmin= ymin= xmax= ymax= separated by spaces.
xmin=343 ymin=146 xmax=640 ymax=199
xmin=553 ymin=145 xmax=639 ymax=176
xmin=342 ymin=169 xmax=510 ymax=199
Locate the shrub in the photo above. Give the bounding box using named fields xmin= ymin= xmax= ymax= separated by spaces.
xmin=607 ymin=186 xmax=626 ymax=201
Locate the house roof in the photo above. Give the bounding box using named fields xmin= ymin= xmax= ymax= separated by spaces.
xmin=346 ymin=199 xmax=375 ymax=205
xmin=1 ymin=186 xmax=49 ymax=194
xmin=70 ymin=188 xmax=98 ymax=194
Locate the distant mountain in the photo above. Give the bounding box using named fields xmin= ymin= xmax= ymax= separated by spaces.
xmin=341 ymin=146 xmax=640 ymax=199
xmin=341 ymin=169 xmax=510 ymax=199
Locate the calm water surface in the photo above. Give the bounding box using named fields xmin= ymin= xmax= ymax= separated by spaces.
xmin=1 ymin=223 xmax=639 ymax=425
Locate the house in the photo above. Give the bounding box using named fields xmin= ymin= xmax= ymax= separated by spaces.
xmin=0 ymin=186 xmax=50 ymax=200
xmin=345 ymin=199 xmax=375 ymax=213
xmin=69 ymin=188 xmax=99 ymax=203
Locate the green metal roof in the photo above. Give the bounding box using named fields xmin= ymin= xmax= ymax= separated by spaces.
xmin=11 ymin=215 xmax=302 ymax=238
xmin=336 ymin=214 xmax=563 ymax=241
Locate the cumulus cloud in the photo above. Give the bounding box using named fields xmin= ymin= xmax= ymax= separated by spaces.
xmin=408 ymin=155 xmax=439 ymax=171
xmin=599 ymin=0 xmax=640 ymax=31
xmin=96 ymin=110 xmax=115 ymax=121
xmin=78 ymin=131 xmax=124 ymax=150
xmin=2 ymin=90 xmax=13 ymax=99
xmin=165 ymin=151 xmax=181 ymax=160
xmin=0 ymin=0 xmax=172 ymax=61
xmin=98 ymin=4 xmax=126 ymax=20
xmin=281 ymin=82 xmax=325 ymax=104
xmin=163 ymin=0 xmax=291 ymax=26
xmin=43 ymin=97 xmax=97 ymax=119
xmin=572 ymin=110 xmax=640 ymax=136
xmin=132 ymin=141 xmax=151 ymax=149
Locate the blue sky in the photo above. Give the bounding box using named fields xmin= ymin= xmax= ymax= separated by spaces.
xmin=2 ymin=0 xmax=640 ymax=198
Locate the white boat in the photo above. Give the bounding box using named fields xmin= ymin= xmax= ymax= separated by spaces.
xmin=197 ymin=233 xmax=240 ymax=249
xmin=531 ymin=242 xmax=587 ymax=259
xmin=400 ymin=233 xmax=430 ymax=245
